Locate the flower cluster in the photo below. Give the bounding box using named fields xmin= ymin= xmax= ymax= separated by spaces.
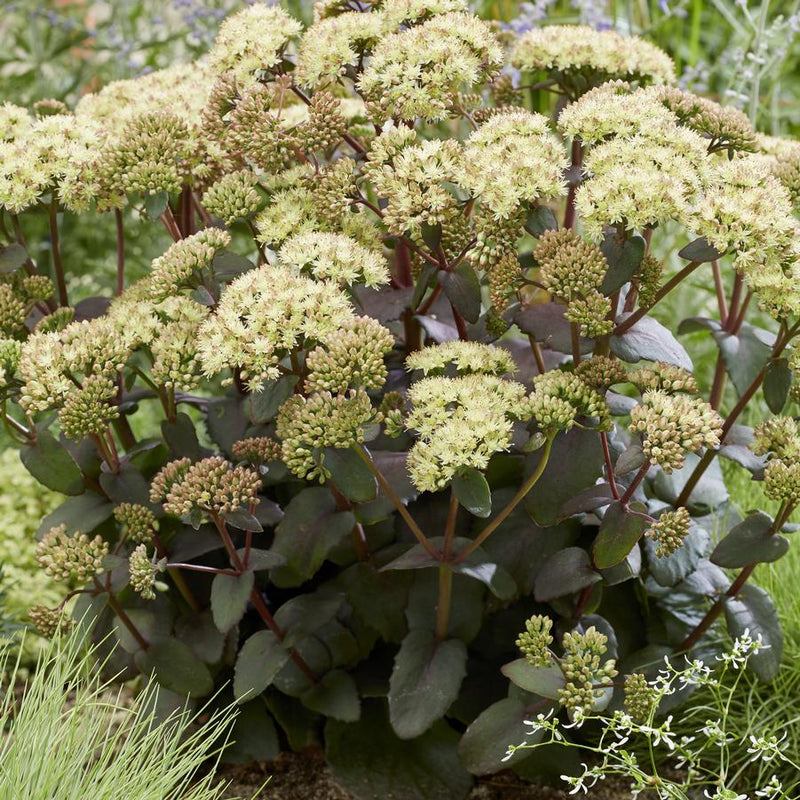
xmin=646 ymin=507 xmax=691 ymax=557
xmin=276 ymin=389 xmax=376 ymax=481
xmin=515 ymin=614 xmax=554 ymax=668
xmin=305 ymin=316 xmax=394 ymax=394
xmin=406 ymin=341 xmax=515 ymax=376
xmin=526 ymin=370 xmax=611 ymax=434
xmin=358 ymin=13 xmax=503 ymax=122
xmin=623 ymin=672 xmax=658 ymax=722
xmin=113 ymin=503 xmax=156 ymax=544
xmin=197 ymin=264 xmax=354 ymax=390
xmin=575 ymin=355 xmax=627 ymax=391
xmin=628 ymin=362 xmax=698 ymax=394
xmin=534 ymin=229 xmax=612 ymax=337
xmin=558 ymin=626 xmax=618 ymax=715
xmin=36 ymin=524 xmax=108 ymax=584
xmin=232 ymin=436 xmax=283 ymax=466
xmin=28 ymin=604 xmax=74 ymax=638
xmin=129 ymin=544 xmax=157 ymax=600
xmin=152 ymin=456 xmax=261 ymax=520
xmin=512 ymin=26 xmax=675 ymax=94
xmin=457 ymin=109 xmax=567 ymax=219
xmin=202 ymin=170 xmax=263 ymax=226
xmin=630 ymin=391 xmax=723 ymax=473
xmin=404 ymin=368 xmax=530 ymax=492
xmin=279 ymin=232 xmax=389 ymax=287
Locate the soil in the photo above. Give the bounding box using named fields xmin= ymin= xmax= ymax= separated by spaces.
xmin=214 ymin=751 xmax=639 ymax=799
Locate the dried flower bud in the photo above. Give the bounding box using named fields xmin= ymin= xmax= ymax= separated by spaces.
xmin=646 ymin=507 xmax=691 ymax=557
xmin=36 ymin=523 xmax=108 ymax=583
xmin=114 ymin=503 xmax=156 ymax=544
xmin=516 ymin=615 xmax=554 ymax=668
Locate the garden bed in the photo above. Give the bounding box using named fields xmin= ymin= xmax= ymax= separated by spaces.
xmin=215 ymin=752 xmax=639 ymax=799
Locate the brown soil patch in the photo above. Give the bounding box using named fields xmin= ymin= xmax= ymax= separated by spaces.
xmin=214 ymin=751 xmax=640 ymax=799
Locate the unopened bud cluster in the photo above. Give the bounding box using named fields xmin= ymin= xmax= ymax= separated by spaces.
xmin=129 ymin=544 xmax=157 ymax=600
xmin=36 ymin=523 xmax=108 ymax=583
xmin=114 ymin=503 xmax=156 ymax=544
xmin=624 ymin=672 xmax=658 ymax=722
xmin=526 ymin=370 xmax=611 ymax=434
xmin=630 ymin=390 xmax=722 ymax=473
xmin=558 ymin=627 xmax=618 ymax=715
xmin=646 ymin=507 xmax=691 ymax=557
xmin=232 ymin=436 xmax=283 ymax=465
xmin=153 ymin=456 xmax=262 ymax=518
xmin=28 ymin=604 xmax=74 ymax=637
xmin=516 ymin=614 xmax=554 ymax=668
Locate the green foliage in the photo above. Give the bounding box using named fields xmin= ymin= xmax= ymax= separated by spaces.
xmin=0 ymin=629 xmax=253 ymax=800
xmin=1 ymin=2 xmax=800 ymax=795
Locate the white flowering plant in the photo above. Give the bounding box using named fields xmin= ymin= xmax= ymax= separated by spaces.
xmin=1 ymin=2 xmax=800 ymax=794
xmin=504 ymin=633 xmax=800 ymax=798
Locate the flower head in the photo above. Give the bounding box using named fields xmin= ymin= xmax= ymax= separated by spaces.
xmin=630 ymin=391 xmax=722 ymax=473
xmin=527 ymin=370 xmax=611 ymax=434
xmin=516 ymin=615 xmax=554 ymax=668
xmin=197 ymin=264 xmax=354 ymax=391
xmin=36 ymin=523 xmax=108 ymax=583
xmin=202 ymin=170 xmax=263 ymax=225
xmin=646 ymin=507 xmax=691 ymax=557
xmin=129 ymin=544 xmax=158 ymax=600
xmin=406 ymin=341 xmax=515 ymax=376
xmin=114 ymin=503 xmax=156 ymax=544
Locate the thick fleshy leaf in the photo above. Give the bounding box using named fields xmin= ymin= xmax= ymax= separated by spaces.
xmin=713 ymin=323 xmax=774 ymax=398
xmin=144 ymin=191 xmax=169 ymax=219
xmin=515 ymin=303 xmax=593 ymax=356
xmin=233 ymin=630 xmax=290 ymax=701
xmin=558 ymin=483 xmax=615 ymax=519
xmin=438 ymin=262 xmax=481 ymax=323
xmin=764 ymin=358 xmax=792 ymax=414
xmin=612 ymin=315 xmax=693 ymax=371
xmin=388 ymin=629 xmax=468 ymax=739
xmin=600 ymin=230 xmax=645 ymax=294
xmin=453 ymin=468 xmax=492 ymax=518
xmin=36 ymin=493 xmax=113 ymax=538
xmin=161 ymin=412 xmax=205 ymax=461
xmin=301 ymin=669 xmax=361 ymax=722
xmin=21 ymin=430 xmax=84 ymax=495
xmin=593 ymin=502 xmax=649 ymax=569
xmin=614 ymin=444 xmax=646 ymax=476
xmin=212 ymin=250 xmax=254 ymax=281
xmin=527 ymin=427 xmax=604 ymax=527
xmin=382 ymin=537 xmax=516 ymax=599
xmin=270 ymin=487 xmax=355 ymax=586
xmin=534 ymin=547 xmax=600 ymax=601
xmin=718 ymin=425 xmax=767 ymax=475
xmin=326 ymin=700 xmax=473 ymax=800
xmin=323 ymin=447 xmax=377 ymax=503
xmin=274 ymin=589 xmax=345 ymax=647
xmin=711 ymin=512 xmax=787 ymax=568
xmin=653 ymin=452 xmax=729 ymax=515
xmin=645 ymin=525 xmax=709 ymax=587
xmin=338 ymin=562 xmax=411 ymax=642
xmin=524 ymin=206 xmax=558 ymax=237
xmin=175 ymin=610 xmax=226 ymax=664
xmin=724 ymin=584 xmax=782 ymax=682
xmin=236 ymin=548 xmax=287 ymax=570
xmin=135 ymin=637 xmax=213 ymax=697
xmin=678 ymin=237 xmax=725 ymax=262
xmin=246 ymin=375 xmax=299 ymax=424
xmin=459 ymin=696 xmax=552 ymax=774
xmin=501 ymin=659 xmax=565 ymax=699
xmin=0 ymin=242 xmax=27 ymax=273
xmin=210 ymin=570 xmax=254 ymax=633
xmin=412 ymin=262 xmax=438 ymax=309
xmin=225 ymin=701 xmax=280 ymax=763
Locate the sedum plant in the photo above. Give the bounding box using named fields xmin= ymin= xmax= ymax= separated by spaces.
xmin=1 ymin=4 xmax=800 ymax=795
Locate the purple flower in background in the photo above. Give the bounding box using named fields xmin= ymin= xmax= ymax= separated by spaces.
xmin=506 ymin=0 xmax=556 ymax=33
